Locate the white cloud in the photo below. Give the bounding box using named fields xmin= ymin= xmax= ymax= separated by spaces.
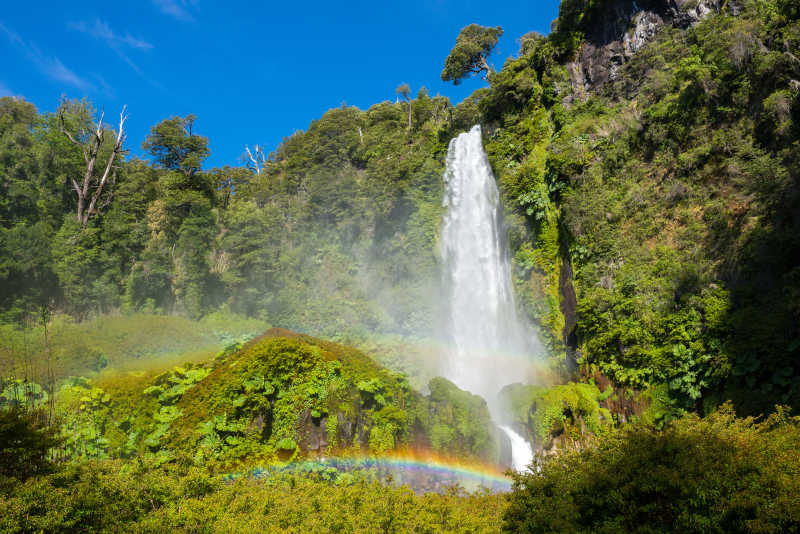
xmin=0 ymin=22 xmax=92 ymax=90
xmin=68 ymin=19 xmax=163 ymax=89
xmin=39 ymin=53 xmax=91 ymax=88
xmin=69 ymin=19 xmax=153 ymax=50
xmin=152 ymin=0 xmax=197 ymax=22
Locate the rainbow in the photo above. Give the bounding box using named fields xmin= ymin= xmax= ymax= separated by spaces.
xmin=241 ymin=452 xmax=515 ymax=493
xmin=360 ymin=453 xmax=512 ymax=486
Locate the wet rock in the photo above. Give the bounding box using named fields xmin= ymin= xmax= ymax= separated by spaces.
xmin=559 ymin=259 xmax=579 ymax=373
xmin=497 ymin=427 xmax=513 ymax=468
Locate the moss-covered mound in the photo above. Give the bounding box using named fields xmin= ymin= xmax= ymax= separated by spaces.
xmin=49 ymin=329 xmax=506 ymax=468
xmin=170 ymin=328 xmax=417 ymax=464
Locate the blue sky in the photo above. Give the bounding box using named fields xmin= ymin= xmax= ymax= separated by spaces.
xmin=0 ymin=0 xmax=560 ymax=168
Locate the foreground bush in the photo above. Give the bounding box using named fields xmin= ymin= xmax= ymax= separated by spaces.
xmin=0 ymin=408 xmax=62 ymax=483
xmin=503 ymin=405 xmax=800 ymax=533
xmin=0 ymin=460 xmax=505 ymax=533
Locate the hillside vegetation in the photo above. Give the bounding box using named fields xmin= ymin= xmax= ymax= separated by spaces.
xmin=2 ymin=330 xmax=506 ymax=467
xmin=479 ymin=0 xmax=800 ymax=419
xmin=2 ymin=0 xmax=798 ymax=420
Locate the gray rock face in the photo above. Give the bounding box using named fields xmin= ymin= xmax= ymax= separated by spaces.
xmin=497 ymin=428 xmax=513 ymax=468
xmin=567 ymin=0 xmax=739 ymax=99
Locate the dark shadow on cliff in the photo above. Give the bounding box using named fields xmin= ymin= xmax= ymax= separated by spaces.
xmin=710 ymin=141 xmax=800 ymax=416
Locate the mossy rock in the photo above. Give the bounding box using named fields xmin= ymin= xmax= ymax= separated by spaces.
xmin=417 ymin=377 xmax=503 ymax=463
xmin=500 ymin=382 xmax=612 ymax=446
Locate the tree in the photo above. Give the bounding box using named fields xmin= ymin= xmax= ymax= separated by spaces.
xmin=0 ymin=408 xmax=62 ymax=481
xmin=0 ymin=98 xmax=39 ymax=228
xmin=441 ymin=24 xmax=503 ymax=85
xmin=244 ymin=144 xmax=267 ymax=174
xmin=396 ymin=83 xmax=412 ymax=131
xmin=58 ymin=99 xmax=128 ymax=228
xmin=142 ymin=114 xmax=209 ymax=179
xmin=431 ymin=94 xmax=452 ymax=128
xmin=136 ymin=116 xmax=215 ymax=317
xmin=210 ymin=165 xmax=252 ymax=212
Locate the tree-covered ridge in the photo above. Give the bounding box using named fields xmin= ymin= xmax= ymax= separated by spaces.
xmin=0 ymin=89 xmax=472 ymax=339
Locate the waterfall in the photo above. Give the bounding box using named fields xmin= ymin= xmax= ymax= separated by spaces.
xmin=440 ymin=124 xmax=535 ymax=472
xmin=499 ymin=426 xmax=534 ymax=472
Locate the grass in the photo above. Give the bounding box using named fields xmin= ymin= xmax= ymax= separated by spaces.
xmin=0 ymin=312 xmax=268 ymax=384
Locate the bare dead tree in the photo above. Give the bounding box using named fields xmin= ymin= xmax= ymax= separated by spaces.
xmin=59 ymin=105 xmax=128 ymax=228
xmin=245 ymin=144 xmax=267 ymax=174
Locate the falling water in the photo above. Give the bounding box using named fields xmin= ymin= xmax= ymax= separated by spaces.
xmin=498 ymin=425 xmax=534 ymax=472
xmin=440 ymin=124 xmax=535 ymax=471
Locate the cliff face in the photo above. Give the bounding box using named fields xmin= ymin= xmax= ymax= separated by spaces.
xmin=487 ymin=0 xmax=800 ymax=416
xmin=567 ymin=0 xmax=740 ymax=98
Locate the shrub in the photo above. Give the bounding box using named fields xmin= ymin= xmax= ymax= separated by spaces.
xmin=503 ymin=405 xmax=800 ymax=533
xmin=0 ymin=408 xmax=62 ymax=482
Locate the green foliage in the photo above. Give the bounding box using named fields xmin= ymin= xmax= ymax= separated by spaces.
xmin=142 ymin=114 xmax=210 ymax=178
xmin=0 ymin=64 xmax=456 ymax=343
xmin=500 ymin=382 xmax=611 ymax=445
xmin=0 ymin=460 xmax=506 ymax=533
xmin=472 ymin=0 xmax=800 ymax=413
xmin=54 ymin=330 xmax=430 ymax=467
xmin=441 ymin=24 xmax=504 ymax=84
xmin=0 ymin=408 xmax=62 ymax=482
xmin=57 ymin=379 xmax=114 ymax=459
xmin=0 ymin=379 xmax=48 ymax=410
xmin=421 ymin=377 xmax=500 ymax=462
xmin=24 ymin=328 xmax=508 ymax=468
xmin=504 ymin=405 xmax=800 ymax=533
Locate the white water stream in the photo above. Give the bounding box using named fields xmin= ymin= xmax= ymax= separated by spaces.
xmin=440 ymin=125 xmax=535 ymax=472
xmin=498 ymin=425 xmax=534 ymax=472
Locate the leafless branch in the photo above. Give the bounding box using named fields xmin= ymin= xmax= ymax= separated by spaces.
xmin=59 ymin=104 xmax=128 ymax=228
xmin=245 ymin=144 xmax=267 ymax=174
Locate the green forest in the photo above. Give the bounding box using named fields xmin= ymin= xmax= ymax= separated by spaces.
xmin=2 ymin=0 xmax=800 ymax=532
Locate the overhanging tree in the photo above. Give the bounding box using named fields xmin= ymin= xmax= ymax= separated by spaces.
xmin=441 ymin=24 xmax=504 ymax=85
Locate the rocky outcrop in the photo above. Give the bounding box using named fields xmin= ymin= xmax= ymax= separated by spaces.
xmin=567 ymin=0 xmax=741 ymax=98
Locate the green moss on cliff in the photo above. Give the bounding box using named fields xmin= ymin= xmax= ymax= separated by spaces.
xmin=500 ymin=382 xmax=612 ymax=445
